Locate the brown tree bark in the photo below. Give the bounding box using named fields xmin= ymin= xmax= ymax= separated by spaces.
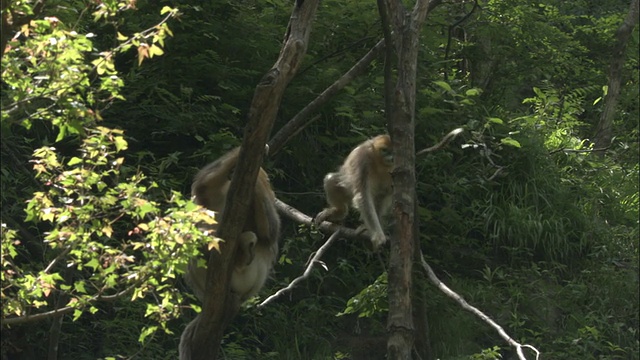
xmin=178 ymin=1 xmax=320 ymax=359
xmin=593 ymin=0 xmax=639 ymax=152
xmin=378 ymin=0 xmax=433 ymax=358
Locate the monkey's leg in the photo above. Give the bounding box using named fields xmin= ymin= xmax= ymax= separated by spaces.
xmin=315 ymin=172 xmax=351 ymax=225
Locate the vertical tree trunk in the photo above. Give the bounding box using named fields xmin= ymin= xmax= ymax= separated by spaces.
xmin=179 ymin=1 xmax=320 ymax=359
xmin=593 ymin=0 xmax=639 ymax=151
xmin=378 ymin=0 xmax=433 ymax=358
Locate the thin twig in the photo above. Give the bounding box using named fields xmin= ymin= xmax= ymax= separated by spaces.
xmin=258 ymin=230 xmax=342 ymax=308
xmin=548 ymin=146 xmax=611 ymax=155
xmin=1 ymin=276 xmax=147 ymax=326
xmin=416 ymin=128 xmax=464 ymax=155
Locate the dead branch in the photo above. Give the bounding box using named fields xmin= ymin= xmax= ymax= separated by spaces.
xmin=268 ymin=39 xmax=385 ymax=156
xmin=274 ymin=198 xmax=370 ymax=242
xmin=416 ymin=127 xmax=464 ymax=156
xmin=258 ymin=230 xmax=342 ymax=308
xmin=419 ymin=252 xmax=540 ymax=360
xmin=460 ymin=142 xmax=506 ymax=181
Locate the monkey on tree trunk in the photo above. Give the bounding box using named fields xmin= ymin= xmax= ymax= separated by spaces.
xmin=179 ymin=147 xmax=280 ymax=358
xmin=185 ymin=147 xmax=280 ymax=301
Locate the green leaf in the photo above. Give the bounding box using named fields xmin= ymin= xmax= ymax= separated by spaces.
xmin=465 ymin=88 xmax=481 ymax=96
xmin=160 ymin=6 xmax=174 ymax=15
xmin=114 ymin=136 xmax=128 ymax=152
xmin=433 ymin=80 xmax=453 ymax=92
xmin=74 ymin=281 xmax=87 ymax=294
xmin=67 ymin=157 xmax=82 ymax=166
xmin=532 ymin=87 xmax=545 ymax=99
xmin=86 ymin=258 xmax=100 ymax=271
xmin=139 ymin=325 xmax=158 ymax=343
xmin=149 ymin=45 xmax=164 ymax=57
xmin=501 ymin=137 xmax=521 ymax=148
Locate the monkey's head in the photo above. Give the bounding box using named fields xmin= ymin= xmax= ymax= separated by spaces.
xmin=372 ymin=135 xmax=393 ymax=168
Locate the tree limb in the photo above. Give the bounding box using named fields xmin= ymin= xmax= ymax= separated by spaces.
xmin=258 ymin=230 xmax=342 ymax=308
xmin=1 ymin=278 xmax=145 ymax=326
xmin=416 ymin=127 xmax=464 ymax=155
xmin=268 ymin=39 xmax=386 ymax=156
xmin=274 ymin=198 xmax=370 ymax=242
xmin=419 ymin=252 xmax=540 ymax=360
xmin=266 ymin=2 xmax=447 ymax=156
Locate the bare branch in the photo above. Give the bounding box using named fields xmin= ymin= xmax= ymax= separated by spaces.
xmin=460 ymin=142 xmax=506 ymax=181
xmin=268 ymin=39 xmax=385 ymax=156
xmin=416 ymin=128 xmax=464 ymax=155
xmin=548 ymin=146 xmax=611 ymax=155
xmin=274 ymin=198 xmax=369 ymax=241
xmin=258 ymin=230 xmax=342 ymax=308
xmin=419 ymin=252 xmax=540 ymax=360
xmin=1 ymin=278 xmax=144 ymax=326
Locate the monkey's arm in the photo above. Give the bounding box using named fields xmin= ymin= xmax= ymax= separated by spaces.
xmin=352 ymin=168 xmax=387 ymax=249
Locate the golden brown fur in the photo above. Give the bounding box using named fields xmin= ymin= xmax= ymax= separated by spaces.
xmin=184 ymin=147 xmax=280 ymax=302
xmin=315 ymin=135 xmax=393 ymax=249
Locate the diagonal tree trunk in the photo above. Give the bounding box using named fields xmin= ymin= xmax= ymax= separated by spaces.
xmin=593 ymin=0 xmax=639 ymax=152
xmin=178 ymin=1 xmax=320 ymax=359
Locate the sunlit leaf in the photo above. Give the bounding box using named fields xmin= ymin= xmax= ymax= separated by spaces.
xmin=501 ymin=137 xmax=521 ymax=148
xmin=433 ymin=80 xmax=453 ymax=92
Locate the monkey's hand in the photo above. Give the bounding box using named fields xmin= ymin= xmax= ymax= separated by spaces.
xmin=313 ymin=210 xmax=328 ymax=226
xmin=371 ymin=232 xmax=388 ymax=251
xmin=356 ymin=226 xmax=388 ymax=251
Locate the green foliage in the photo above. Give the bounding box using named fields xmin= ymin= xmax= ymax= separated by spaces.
xmin=2 ymin=124 xmax=217 ymax=325
xmin=469 ymin=346 xmax=502 ymax=360
xmin=338 ymin=272 xmax=388 ymax=318
xmin=0 ymin=0 xmax=203 ymax=358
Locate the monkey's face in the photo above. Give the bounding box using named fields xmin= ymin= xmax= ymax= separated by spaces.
xmin=379 ymin=146 xmax=393 ymax=167
xmin=372 ymin=135 xmax=393 ymax=168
